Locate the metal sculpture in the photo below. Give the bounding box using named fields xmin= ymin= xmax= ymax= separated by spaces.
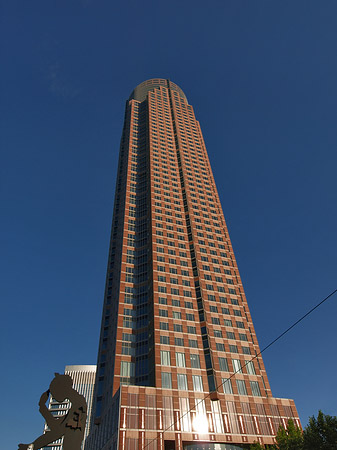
xmin=18 ymin=373 xmax=87 ymax=450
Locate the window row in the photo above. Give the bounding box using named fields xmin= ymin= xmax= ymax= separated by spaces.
xmin=222 ymin=378 xmax=262 ymax=397
xmin=156 ymin=287 xmax=192 ymax=297
xmin=160 ymin=351 xmax=201 ymax=368
xmin=158 ymin=332 xmax=198 ymax=348
xmin=158 ymin=298 xmax=194 ymax=309
xmin=219 ymin=357 xmax=256 ymax=376
xmin=158 ymin=320 xmax=197 ymax=334
xmin=157 ymin=275 xmax=191 ymax=286
xmin=162 ymin=372 xmax=203 ymax=391
xmin=157 ymin=266 xmax=190 ymax=276
xmin=156 ymin=256 xmax=189 ymax=266
xmin=213 ymin=329 xmax=248 ymax=341
xmin=158 ymin=308 xmax=195 ymax=321
xmin=215 ymin=342 xmax=251 ymax=355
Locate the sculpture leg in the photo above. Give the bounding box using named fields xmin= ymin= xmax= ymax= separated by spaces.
xmin=62 ymin=429 xmax=85 ymax=450
xmin=31 ymin=428 xmax=64 ymax=450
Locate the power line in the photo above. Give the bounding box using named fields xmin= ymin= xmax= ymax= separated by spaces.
xmin=141 ymin=288 xmax=337 ymax=449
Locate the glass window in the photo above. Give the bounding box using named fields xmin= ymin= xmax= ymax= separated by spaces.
xmin=192 ymin=399 xmax=208 ymax=432
xmin=222 ymin=378 xmax=233 ymax=394
xmin=229 ymin=345 xmax=238 ymax=353
xmin=250 ymin=381 xmax=261 ymax=396
xmin=219 ymin=357 xmax=229 ymax=372
xmin=189 ymin=339 xmax=198 ymax=348
xmin=120 ymin=361 xmax=135 ymax=377
xmin=232 ymin=359 xmax=242 ymax=373
xmin=179 ymin=397 xmax=191 ymax=431
xmin=246 ymin=361 xmax=256 ymax=375
xmin=161 ymin=372 xmax=172 ymax=389
xmin=173 ymin=311 xmax=181 ymax=319
xmin=236 ymin=379 xmax=247 ymax=395
xmin=208 ymin=374 xmax=216 ymax=392
xmin=216 ymin=343 xmax=225 ymax=352
xmin=192 ymin=375 xmax=204 ymax=392
xmin=187 ymin=326 xmax=196 ymax=334
xmin=211 ymin=400 xmax=224 ymax=433
xmin=174 ymin=324 xmax=183 ymax=332
xmin=177 ymin=374 xmax=188 ymax=390
xmin=160 ymin=335 xmax=169 ymax=344
xmin=160 ymin=350 xmax=171 ymax=366
xmin=175 ymin=337 xmax=184 ymax=346
xmin=176 ymin=352 xmax=186 ymax=367
xmin=190 ymin=354 xmax=201 ymax=368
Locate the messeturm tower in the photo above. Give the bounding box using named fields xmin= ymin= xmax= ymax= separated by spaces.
xmin=85 ymin=79 xmax=300 ymax=450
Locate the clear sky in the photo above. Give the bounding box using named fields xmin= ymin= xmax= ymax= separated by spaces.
xmin=1 ymin=1 xmax=337 ymax=448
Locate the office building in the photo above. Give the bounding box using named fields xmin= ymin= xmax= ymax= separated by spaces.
xmin=85 ymin=79 xmax=300 ymax=450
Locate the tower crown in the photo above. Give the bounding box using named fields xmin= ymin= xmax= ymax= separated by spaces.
xmin=129 ymin=78 xmax=188 ymax=102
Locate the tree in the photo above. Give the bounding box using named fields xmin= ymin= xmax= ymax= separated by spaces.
xmin=250 ymin=442 xmax=276 ymax=450
xmin=275 ymin=419 xmax=303 ymax=450
xmin=303 ymin=410 xmax=337 ymax=450
xmin=250 ymin=412 xmax=337 ymax=450
xmin=250 ymin=443 xmax=266 ymax=450
xmin=250 ymin=419 xmax=302 ymax=450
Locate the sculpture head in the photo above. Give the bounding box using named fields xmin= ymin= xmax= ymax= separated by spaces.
xmin=49 ymin=373 xmax=73 ymax=402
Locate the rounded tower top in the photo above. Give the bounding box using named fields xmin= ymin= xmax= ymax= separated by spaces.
xmin=129 ymin=78 xmax=188 ymax=103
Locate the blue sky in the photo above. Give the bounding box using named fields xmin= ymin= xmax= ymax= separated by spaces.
xmin=1 ymin=1 xmax=337 ymax=448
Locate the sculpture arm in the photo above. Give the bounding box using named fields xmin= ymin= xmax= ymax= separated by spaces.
xmin=38 ymin=391 xmax=58 ymax=428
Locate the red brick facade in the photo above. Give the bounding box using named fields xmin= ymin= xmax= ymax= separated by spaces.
xmin=85 ymin=79 xmax=299 ymax=450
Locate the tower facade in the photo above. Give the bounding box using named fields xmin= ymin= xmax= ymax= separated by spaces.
xmin=85 ymin=79 xmax=299 ymax=450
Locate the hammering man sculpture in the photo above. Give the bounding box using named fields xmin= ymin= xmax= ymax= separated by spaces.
xmin=18 ymin=373 xmax=87 ymax=450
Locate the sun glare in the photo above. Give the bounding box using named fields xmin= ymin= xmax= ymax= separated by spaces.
xmin=192 ymin=413 xmax=209 ymax=434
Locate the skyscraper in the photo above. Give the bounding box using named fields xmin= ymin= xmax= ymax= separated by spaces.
xmin=85 ymin=79 xmax=299 ymax=450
